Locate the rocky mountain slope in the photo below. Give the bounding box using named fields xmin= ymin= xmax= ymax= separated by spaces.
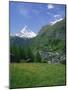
xmin=10 ymin=18 xmax=66 ymax=63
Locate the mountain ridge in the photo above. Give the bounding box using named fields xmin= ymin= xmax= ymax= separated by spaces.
xmin=10 ymin=18 xmax=66 ymax=63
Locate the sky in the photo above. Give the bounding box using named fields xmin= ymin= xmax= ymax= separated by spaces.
xmin=9 ymin=1 xmax=66 ymax=34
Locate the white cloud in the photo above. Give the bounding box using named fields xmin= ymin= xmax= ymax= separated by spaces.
xmin=19 ymin=7 xmax=40 ymax=18
xmin=18 ymin=4 xmax=32 ymax=18
xmin=47 ymin=4 xmax=54 ymax=9
xmin=20 ymin=8 xmax=29 ymax=17
xmin=54 ymin=15 xmax=61 ymax=18
xmin=50 ymin=18 xmax=63 ymax=25
xmin=47 ymin=12 xmax=53 ymax=15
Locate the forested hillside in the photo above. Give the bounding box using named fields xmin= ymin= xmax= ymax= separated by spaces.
xmin=10 ymin=18 xmax=66 ymax=64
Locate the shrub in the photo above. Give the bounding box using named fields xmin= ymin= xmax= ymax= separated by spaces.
xmin=60 ymin=60 xmax=66 ymax=65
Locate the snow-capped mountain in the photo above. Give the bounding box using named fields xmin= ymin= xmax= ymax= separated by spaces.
xmin=50 ymin=18 xmax=63 ymax=25
xmin=15 ymin=25 xmax=37 ymax=38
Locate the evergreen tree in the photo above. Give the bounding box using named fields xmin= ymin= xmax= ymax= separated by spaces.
xmin=15 ymin=46 xmax=20 ymax=62
xmin=20 ymin=47 xmax=27 ymax=61
xmin=35 ymin=51 xmax=41 ymax=62
xmin=10 ymin=45 xmax=21 ymax=62
xmin=27 ymin=47 xmax=34 ymax=62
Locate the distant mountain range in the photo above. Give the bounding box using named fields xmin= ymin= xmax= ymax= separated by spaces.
xmin=10 ymin=18 xmax=66 ymax=63
xmin=10 ymin=18 xmax=65 ymax=49
xmin=10 ymin=18 xmax=63 ymax=39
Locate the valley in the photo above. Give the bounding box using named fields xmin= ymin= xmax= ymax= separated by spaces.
xmin=10 ymin=18 xmax=66 ymax=64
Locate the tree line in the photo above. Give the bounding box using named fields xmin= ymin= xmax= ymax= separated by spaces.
xmin=10 ymin=45 xmax=66 ymax=64
xmin=10 ymin=45 xmax=41 ymax=63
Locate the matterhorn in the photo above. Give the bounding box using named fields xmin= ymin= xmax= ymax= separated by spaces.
xmin=15 ymin=25 xmax=37 ymax=38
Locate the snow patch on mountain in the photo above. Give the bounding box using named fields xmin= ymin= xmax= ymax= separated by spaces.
xmin=15 ymin=25 xmax=37 ymax=38
xmin=50 ymin=18 xmax=63 ymax=25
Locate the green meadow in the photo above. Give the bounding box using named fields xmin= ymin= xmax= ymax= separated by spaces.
xmin=10 ymin=63 xmax=66 ymax=89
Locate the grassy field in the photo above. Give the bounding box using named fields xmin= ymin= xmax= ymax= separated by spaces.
xmin=10 ymin=63 xmax=66 ymax=89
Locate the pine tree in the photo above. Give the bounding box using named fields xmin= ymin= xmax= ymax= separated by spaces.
xmin=35 ymin=51 xmax=41 ymax=62
xmin=26 ymin=47 xmax=34 ymax=62
xmin=10 ymin=45 xmax=20 ymax=62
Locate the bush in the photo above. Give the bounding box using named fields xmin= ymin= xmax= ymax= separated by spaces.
xmin=43 ymin=60 xmax=48 ymax=63
xmin=60 ymin=60 xmax=66 ymax=65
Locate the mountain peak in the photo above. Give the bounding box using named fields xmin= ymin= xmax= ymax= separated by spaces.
xmin=15 ymin=25 xmax=37 ymax=38
xmin=20 ymin=25 xmax=30 ymax=33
